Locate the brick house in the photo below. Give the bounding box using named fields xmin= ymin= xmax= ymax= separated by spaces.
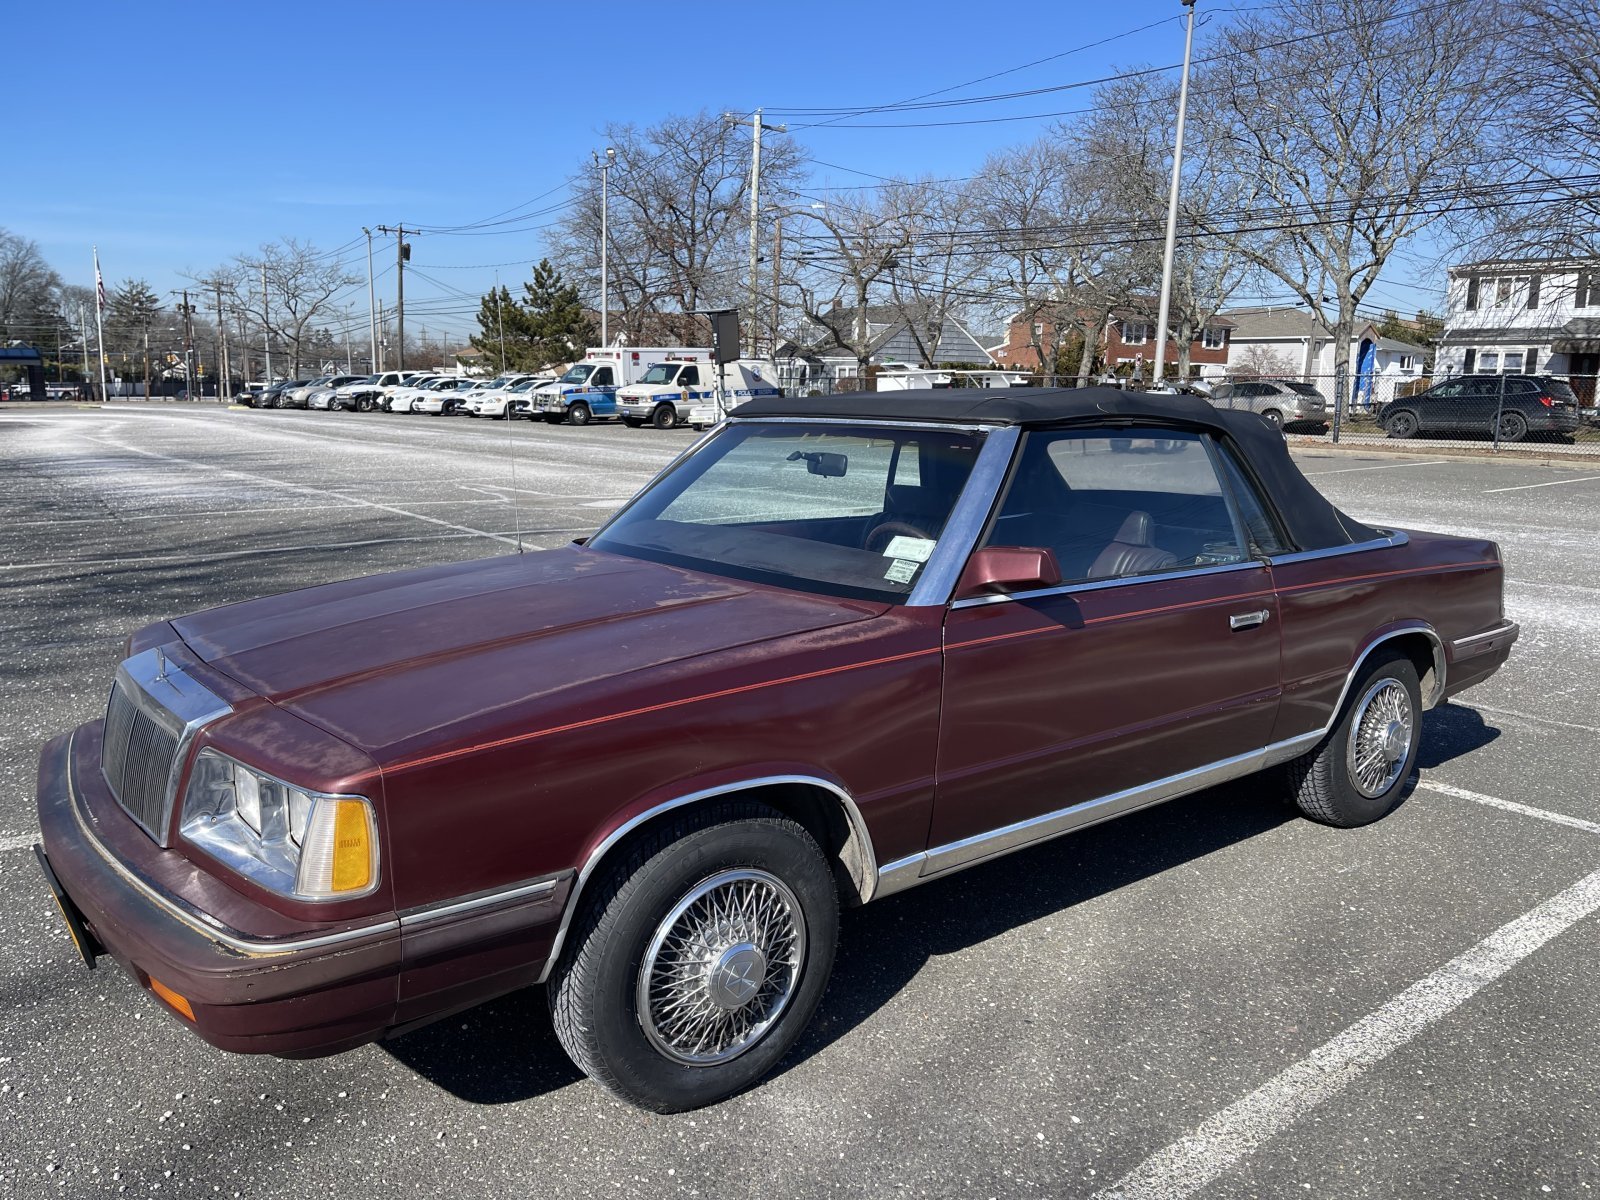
xmin=995 ymin=307 xmax=1234 ymax=377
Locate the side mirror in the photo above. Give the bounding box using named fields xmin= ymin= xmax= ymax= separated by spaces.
xmin=954 ymin=546 xmax=1063 ymax=599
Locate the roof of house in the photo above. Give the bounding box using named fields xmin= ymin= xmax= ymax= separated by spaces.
xmin=1222 ymin=307 xmax=1428 ymax=354
xmin=1448 ymin=255 xmax=1600 ymax=274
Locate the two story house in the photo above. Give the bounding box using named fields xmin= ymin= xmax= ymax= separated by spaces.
xmin=994 ymin=307 xmax=1233 ymax=377
xmin=1438 ymin=257 xmax=1600 ymax=399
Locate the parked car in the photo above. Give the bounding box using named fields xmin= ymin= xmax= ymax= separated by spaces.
xmin=34 ymin=388 xmax=1517 ymax=1113
xmin=329 ymin=371 xmax=423 ymax=413
xmin=384 ymin=375 xmax=452 ymax=413
xmin=1208 ymin=379 xmax=1330 ymax=430
xmin=1381 ymin=375 xmax=1582 ymax=442
xmin=412 ymin=377 xmax=483 ymax=415
xmin=464 ymin=374 xmax=544 ymax=418
xmin=254 ymin=379 xmax=310 ymax=410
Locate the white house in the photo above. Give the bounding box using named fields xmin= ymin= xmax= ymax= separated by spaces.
xmin=1437 ymin=257 xmax=1600 ymax=395
xmin=1219 ymin=306 xmax=1428 ymax=404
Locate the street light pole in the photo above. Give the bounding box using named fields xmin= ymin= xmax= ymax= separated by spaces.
xmin=363 ymin=227 xmax=377 ymax=377
xmin=596 ymin=148 xmax=614 ymax=346
xmin=1152 ymin=0 xmax=1198 ymax=391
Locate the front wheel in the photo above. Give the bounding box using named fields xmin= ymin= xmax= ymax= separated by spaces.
xmin=549 ymin=803 xmax=838 ymax=1112
xmin=356 ymin=396 xmax=375 ymax=413
xmin=1383 ymin=409 xmax=1418 ymax=439
xmin=567 ymin=401 xmax=592 ymax=426
xmin=1284 ymin=650 xmax=1421 ymax=827
xmin=652 ymin=404 xmax=679 ymax=430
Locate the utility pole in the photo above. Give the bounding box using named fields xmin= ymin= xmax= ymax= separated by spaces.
xmin=178 ymin=290 xmax=196 ymax=399
xmin=214 ymin=282 xmax=230 ymax=403
xmin=77 ymin=302 xmax=92 ymax=393
xmin=362 ymin=227 xmax=378 ymax=377
xmin=771 ymin=216 xmax=783 ymax=360
xmin=377 ymin=225 xmax=411 ymax=368
xmin=260 ymin=263 xmax=272 ymax=382
xmin=143 ymin=329 xmax=152 ymax=401
xmin=594 ymin=148 xmax=615 ymax=346
xmin=377 ymin=299 xmax=387 ymax=369
xmin=1151 ymin=0 xmax=1198 ymax=392
xmin=726 ymin=109 xmax=788 ymax=355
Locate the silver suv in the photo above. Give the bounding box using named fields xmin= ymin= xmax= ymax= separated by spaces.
xmin=1209 ymin=379 xmax=1329 ymax=431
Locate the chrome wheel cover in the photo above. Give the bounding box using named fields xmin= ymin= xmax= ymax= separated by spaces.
xmin=1347 ymin=678 xmax=1414 ymax=798
xmin=637 ymin=869 xmax=805 ymax=1067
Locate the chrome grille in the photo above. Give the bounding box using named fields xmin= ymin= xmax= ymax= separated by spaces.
xmin=100 ymin=649 xmax=231 ymax=846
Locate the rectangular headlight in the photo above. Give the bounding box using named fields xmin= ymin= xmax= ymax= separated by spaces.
xmin=180 ymin=750 xmax=378 ymax=900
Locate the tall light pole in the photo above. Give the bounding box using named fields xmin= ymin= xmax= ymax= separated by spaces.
xmin=363 ymin=227 xmax=377 ymax=376
xmin=726 ymin=110 xmax=788 ymax=355
xmin=1152 ymin=0 xmax=1198 ymax=391
xmin=595 ymin=147 xmax=614 ymax=346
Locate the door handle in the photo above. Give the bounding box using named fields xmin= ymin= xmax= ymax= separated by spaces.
xmin=1229 ymin=609 xmax=1270 ymax=631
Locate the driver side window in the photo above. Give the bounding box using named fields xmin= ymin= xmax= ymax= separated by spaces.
xmin=983 ymin=428 xmax=1250 ymax=584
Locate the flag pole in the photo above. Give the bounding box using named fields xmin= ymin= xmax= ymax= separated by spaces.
xmin=93 ymin=247 xmax=112 ymax=403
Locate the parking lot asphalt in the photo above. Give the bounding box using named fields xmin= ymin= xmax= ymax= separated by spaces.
xmin=1 ymin=406 xmax=1595 ymax=1199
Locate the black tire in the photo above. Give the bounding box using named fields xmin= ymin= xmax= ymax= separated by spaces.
xmin=567 ymin=401 xmax=592 ymax=426
xmin=652 ymin=404 xmax=679 ymax=430
xmin=266 ymin=394 xmax=281 ymax=409
xmin=1495 ymin=411 xmax=1528 ymax=443
xmin=1284 ymin=649 xmax=1421 ymax=828
xmin=1261 ymin=408 xmax=1284 ymax=428
xmin=549 ymin=801 xmax=839 ymax=1113
xmin=622 ymin=417 xmax=645 ymax=428
xmin=356 ymin=396 xmax=375 ymax=413
xmin=1383 ymin=409 xmax=1418 ymax=439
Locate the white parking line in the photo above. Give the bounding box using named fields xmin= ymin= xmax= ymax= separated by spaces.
xmin=1483 ymin=474 xmax=1600 ymax=494
xmin=1096 ymin=859 xmax=1600 ymax=1200
xmin=0 ymin=834 xmax=38 ymax=853
xmin=1468 ymin=703 xmax=1600 ymax=737
xmin=1300 ymin=459 xmax=1450 ymax=475
xmin=1417 ymin=780 xmax=1600 ymax=835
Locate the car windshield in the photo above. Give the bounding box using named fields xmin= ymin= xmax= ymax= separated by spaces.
xmin=590 ymin=422 xmax=985 ymax=603
xmin=560 ymin=365 xmax=594 ymax=385
xmin=640 ymin=365 xmax=680 ymax=384
xmin=510 ymin=378 xmax=541 ymax=391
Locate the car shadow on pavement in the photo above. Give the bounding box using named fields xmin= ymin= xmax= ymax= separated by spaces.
xmin=380 ymin=707 xmax=1498 ymax=1106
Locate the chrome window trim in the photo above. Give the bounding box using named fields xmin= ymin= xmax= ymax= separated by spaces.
xmin=907 ymin=424 xmax=1021 ymax=607
xmin=950 ymin=558 xmax=1265 ymax=610
xmin=111 ymin=647 xmax=232 ymax=847
xmin=1267 ymin=529 xmax=1408 ymax=566
xmin=65 ymin=731 xmax=398 ymax=958
xmin=534 ymin=774 xmax=879 ymax=985
xmin=399 ymin=875 xmax=564 ymax=928
xmin=872 ymin=620 xmax=1444 ymax=899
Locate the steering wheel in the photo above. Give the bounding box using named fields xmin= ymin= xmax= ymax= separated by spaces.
xmin=864 ymin=519 xmax=933 ymax=555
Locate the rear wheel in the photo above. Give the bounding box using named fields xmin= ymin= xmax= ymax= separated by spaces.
xmin=567 ymin=402 xmax=592 ymax=426
xmin=1284 ymin=650 xmax=1421 ymax=827
xmin=356 ymin=396 xmax=375 ymax=413
xmin=1383 ymin=409 xmax=1418 ymax=439
xmin=549 ymin=802 xmax=838 ymax=1112
xmin=652 ymin=404 xmax=679 ymax=430
xmin=1261 ymin=408 xmax=1284 ymax=428
xmin=1495 ymin=411 xmax=1528 ymax=443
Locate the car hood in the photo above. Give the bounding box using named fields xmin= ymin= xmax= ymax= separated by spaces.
xmin=171 ymin=545 xmax=882 ymax=759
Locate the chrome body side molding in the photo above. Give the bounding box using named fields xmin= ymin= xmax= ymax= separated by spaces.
xmin=1266 ymin=528 xmax=1408 ymax=566
xmin=1451 ymin=619 xmax=1519 ymax=650
xmin=534 ymin=774 xmax=880 ymax=984
xmin=399 ymin=875 xmax=563 ymax=928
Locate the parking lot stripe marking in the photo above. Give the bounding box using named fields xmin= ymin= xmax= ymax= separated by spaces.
xmin=1301 ymin=459 xmax=1450 ymax=475
xmin=79 ymin=433 xmax=526 ymax=547
xmin=1417 ymin=780 xmax=1600 ymax=835
xmin=1467 ymin=703 xmax=1600 ymax=737
xmin=1095 ymin=862 xmax=1600 ymax=1200
xmin=0 ymin=834 xmax=38 ymax=853
xmin=1483 ymin=474 xmax=1600 ymax=494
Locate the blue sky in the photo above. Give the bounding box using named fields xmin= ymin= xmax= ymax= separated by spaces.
xmin=11 ymin=1 xmax=1439 ymax=341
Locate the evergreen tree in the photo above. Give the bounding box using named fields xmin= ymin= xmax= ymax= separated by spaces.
xmin=106 ymin=279 xmax=163 ymax=354
xmin=469 ymin=285 xmax=537 ymax=372
xmin=523 ymin=260 xmax=595 ymax=368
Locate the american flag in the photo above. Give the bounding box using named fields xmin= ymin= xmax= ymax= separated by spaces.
xmin=94 ymin=251 xmax=106 ymax=311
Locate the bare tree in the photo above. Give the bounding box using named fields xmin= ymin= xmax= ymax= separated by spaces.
xmin=1202 ymin=0 xmax=1509 ymax=413
xmin=0 ymin=229 xmax=64 ymax=345
xmin=551 ymin=111 xmax=804 ymax=345
xmin=878 ymin=178 xmax=987 ymax=365
xmin=206 ymin=241 xmax=358 ymax=377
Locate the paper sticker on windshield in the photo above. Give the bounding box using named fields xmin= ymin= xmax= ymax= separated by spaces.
xmin=883 ymin=536 xmax=935 ymax=562
xmin=884 ymin=559 xmax=919 ymax=585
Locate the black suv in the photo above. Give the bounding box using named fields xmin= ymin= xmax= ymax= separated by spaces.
xmin=1381 ymin=375 xmax=1581 ymax=442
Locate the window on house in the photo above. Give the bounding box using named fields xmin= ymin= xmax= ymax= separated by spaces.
xmin=1464 ymin=277 xmax=1480 ymax=310
xmin=1527 ymin=275 xmax=1541 ymax=308
xmin=1463 ymin=348 xmax=1477 ymax=373
xmin=1575 ymin=271 xmax=1599 ymax=308
xmin=1032 ymin=322 xmax=1044 ymax=337
xmin=1201 ymin=327 xmax=1226 ymax=349
xmin=1502 ymin=351 xmax=1523 ymax=374
xmin=1526 ymin=348 xmax=1539 ymax=374
xmin=1496 ymin=277 xmax=1513 ymax=306
xmin=1399 ymin=354 xmax=1414 ymax=370
xmin=1120 ymin=321 xmax=1149 ymax=345
xmin=1480 ymin=351 xmax=1500 ymax=373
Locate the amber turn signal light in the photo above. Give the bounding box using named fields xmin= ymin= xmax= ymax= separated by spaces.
xmin=148 ymin=976 xmax=195 ymax=1022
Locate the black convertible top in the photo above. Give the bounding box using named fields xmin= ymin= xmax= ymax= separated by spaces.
xmin=734 ymin=386 xmax=1378 ymax=552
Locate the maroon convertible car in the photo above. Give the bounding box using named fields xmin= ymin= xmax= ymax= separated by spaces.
xmin=35 ymin=388 xmax=1518 ymax=1111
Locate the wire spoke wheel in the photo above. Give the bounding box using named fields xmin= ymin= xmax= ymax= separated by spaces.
xmin=1346 ymin=678 xmax=1414 ymax=798
xmin=637 ymin=869 xmax=805 ymax=1067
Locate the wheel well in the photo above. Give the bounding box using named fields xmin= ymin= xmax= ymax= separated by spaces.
xmin=1376 ymin=630 xmax=1443 ymax=708
xmin=594 ymin=781 xmax=874 ymax=908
